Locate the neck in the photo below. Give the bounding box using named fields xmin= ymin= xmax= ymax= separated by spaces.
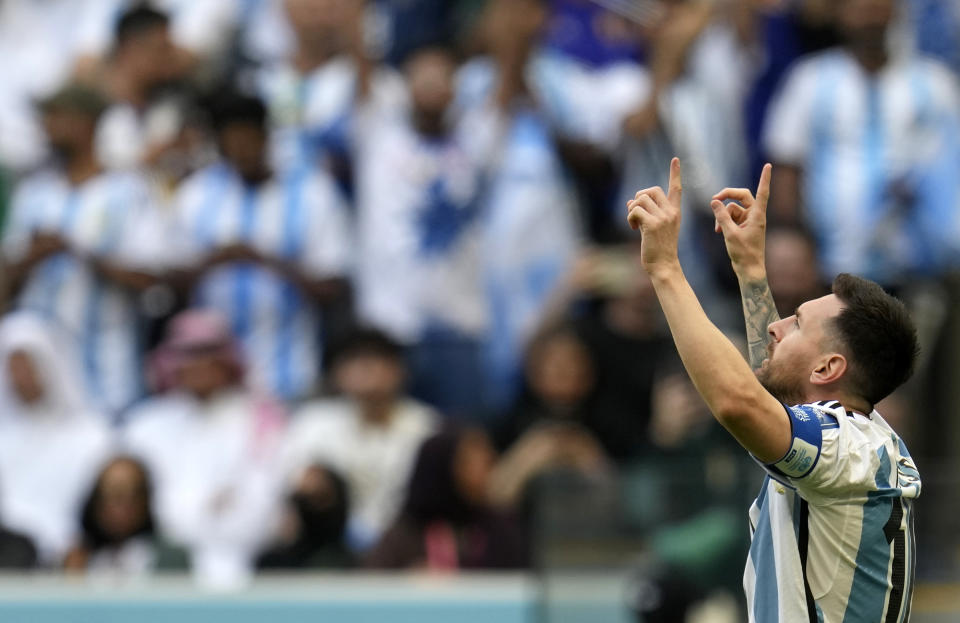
xmin=107 ymin=66 xmax=150 ymax=109
xmin=65 ymin=149 xmax=102 ymax=185
xmin=293 ymin=42 xmax=336 ymax=74
xmin=359 ymin=398 xmax=396 ymax=426
xmin=412 ymin=110 xmax=448 ymax=139
xmin=807 ymin=389 xmax=872 ymax=415
xmin=849 ymin=44 xmax=888 ymax=74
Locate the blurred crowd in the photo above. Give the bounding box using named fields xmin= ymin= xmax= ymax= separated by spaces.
xmin=1 ymin=0 xmax=960 ymax=605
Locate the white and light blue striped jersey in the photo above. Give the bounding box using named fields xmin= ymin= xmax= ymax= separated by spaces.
xmin=764 ymin=49 xmax=960 ymax=284
xmin=2 ymin=168 xmax=167 ymax=413
xmin=745 ymin=400 xmax=920 ymax=623
xmin=172 ymin=162 xmax=352 ymax=401
xmin=257 ymin=57 xmax=408 ymax=172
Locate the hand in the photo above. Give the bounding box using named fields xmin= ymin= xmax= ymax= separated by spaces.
xmin=626 ymin=157 xmax=684 ymax=278
xmin=26 ymin=232 xmax=70 ymax=263
xmin=710 ymin=163 xmax=772 ymax=281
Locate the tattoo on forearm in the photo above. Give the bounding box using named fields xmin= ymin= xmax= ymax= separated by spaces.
xmin=741 ymin=280 xmax=780 ymax=369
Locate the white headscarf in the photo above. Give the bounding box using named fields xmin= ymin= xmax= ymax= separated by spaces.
xmin=0 ymin=312 xmax=114 ymax=564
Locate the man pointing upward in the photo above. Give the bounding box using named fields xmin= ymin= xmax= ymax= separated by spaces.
xmin=627 ymin=159 xmax=920 ymax=622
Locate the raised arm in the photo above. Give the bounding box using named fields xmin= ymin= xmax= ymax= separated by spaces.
xmin=710 ymin=165 xmax=780 ymax=370
xmin=627 ymin=159 xmax=790 ymax=463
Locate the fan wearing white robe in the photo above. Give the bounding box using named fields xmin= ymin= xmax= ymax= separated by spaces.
xmin=122 ymin=309 xmax=286 ymax=588
xmin=0 ymin=312 xmax=114 ymax=565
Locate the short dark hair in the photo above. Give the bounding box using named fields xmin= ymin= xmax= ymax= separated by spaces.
xmin=208 ymin=92 xmax=267 ymax=133
xmin=115 ymin=5 xmax=169 ymax=46
xmin=325 ymin=327 xmax=405 ymax=370
xmin=830 ymin=273 xmax=919 ymax=405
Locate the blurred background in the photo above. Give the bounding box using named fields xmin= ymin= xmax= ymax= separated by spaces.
xmin=0 ymin=0 xmax=959 ymax=620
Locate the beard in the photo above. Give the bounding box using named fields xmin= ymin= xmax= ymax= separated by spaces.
xmin=755 ymin=358 xmax=806 ymax=406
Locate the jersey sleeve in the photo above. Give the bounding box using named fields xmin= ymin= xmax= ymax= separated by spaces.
xmin=762 ymin=403 xmax=880 ymax=505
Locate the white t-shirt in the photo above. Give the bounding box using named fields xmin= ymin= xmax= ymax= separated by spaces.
xmin=281 ymin=397 xmax=438 ymax=551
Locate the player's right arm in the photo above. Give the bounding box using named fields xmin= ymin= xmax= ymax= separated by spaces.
xmin=710 ymin=164 xmax=781 ymax=370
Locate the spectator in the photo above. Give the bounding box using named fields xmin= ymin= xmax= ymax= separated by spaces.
xmin=489 ymin=323 xmax=611 ymax=510
xmin=0 ymin=0 xmax=90 ymax=172
xmin=93 ymin=5 xmax=195 ymax=174
xmin=459 ymin=0 xmax=649 ymax=241
xmin=170 ymin=92 xmax=351 ymax=402
xmin=538 ymin=246 xmax=671 ymax=460
xmin=282 ymin=328 xmax=437 ymax=553
xmin=123 ymin=310 xmax=286 ymax=588
xmin=256 ymin=0 xmax=406 ymax=174
xmin=764 ymin=227 xmax=828 ymax=318
xmin=63 ymin=456 xmax=189 ymax=577
xmin=257 ymin=464 xmax=352 ymax=569
xmin=351 ymin=44 xmax=506 ymax=415
xmin=1 ymin=83 xmax=167 ymax=414
xmin=764 ymin=0 xmax=960 ymax=286
xmin=366 ymin=428 xmax=527 ymax=570
xmin=0 ymin=312 xmax=114 ymax=565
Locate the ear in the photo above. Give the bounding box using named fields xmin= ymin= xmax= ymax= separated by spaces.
xmin=810 ymin=353 xmax=847 ymax=386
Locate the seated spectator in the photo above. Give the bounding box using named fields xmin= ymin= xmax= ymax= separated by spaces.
xmin=366 ymin=428 xmax=527 ymax=570
xmin=1 ymin=83 xmax=168 ymax=414
xmin=0 ymin=312 xmax=114 ymax=565
xmin=63 ymin=456 xmax=189 ymax=577
xmin=170 ymin=92 xmax=351 ymax=402
xmin=123 ymin=310 xmax=286 ymax=588
xmin=257 ymin=464 xmax=352 ymax=569
xmin=489 ymin=324 xmax=611 ymax=509
xmin=281 ymin=329 xmax=437 ymax=553
xmin=539 ymin=246 xmax=671 ymax=460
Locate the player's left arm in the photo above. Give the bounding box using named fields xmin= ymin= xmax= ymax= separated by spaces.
xmin=627 ymin=158 xmax=790 ymax=463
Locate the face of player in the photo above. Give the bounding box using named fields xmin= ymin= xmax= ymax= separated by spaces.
xmin=6 ymin=350 xmax=45 ymax=405
xmin=755 ymin=294 xmax=846 ymax=405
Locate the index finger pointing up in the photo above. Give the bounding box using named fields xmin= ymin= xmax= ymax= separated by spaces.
xmin=755 ymin=163 xmax=772 ymax=212
xmin=668 ymin=157 xmax=682 ymax=206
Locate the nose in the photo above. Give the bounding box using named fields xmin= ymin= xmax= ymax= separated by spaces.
xmin=768 ymin=316 xmax=791 ymax=342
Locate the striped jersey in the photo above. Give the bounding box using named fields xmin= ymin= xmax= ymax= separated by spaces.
xmin=746 ymin=400 xmax=920 ymax=623
xmin=171 ymin=162 xmax=351 ymax=401
xmin=763 ymin=49 xmax=960 ymax=284
xmin=2 ymin=168 xmax=166 ymax=413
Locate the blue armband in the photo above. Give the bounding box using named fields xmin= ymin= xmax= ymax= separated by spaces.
xmin=769 ymin=404 xmax=823 ymax=479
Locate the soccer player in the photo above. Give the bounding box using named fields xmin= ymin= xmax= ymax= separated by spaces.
xmin=626 ymin=159 xmax=920 ymax=622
